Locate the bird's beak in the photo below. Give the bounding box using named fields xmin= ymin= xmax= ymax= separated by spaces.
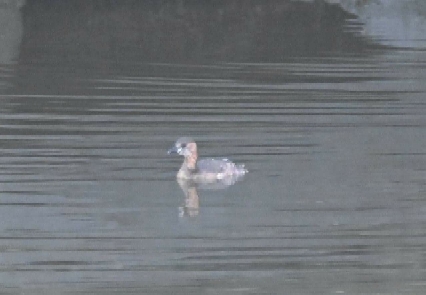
xmin=168 ymin=146 xmax=179 ymax=155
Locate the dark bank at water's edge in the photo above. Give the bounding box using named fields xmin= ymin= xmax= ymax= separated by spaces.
xmin=20 ymin=0 xmax=379 ymax=66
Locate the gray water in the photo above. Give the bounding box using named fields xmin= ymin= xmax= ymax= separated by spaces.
xmin=1 ymin=51 xmax=426 ymax=294
xmin=1 ymin=2 xmax=426 ymax=292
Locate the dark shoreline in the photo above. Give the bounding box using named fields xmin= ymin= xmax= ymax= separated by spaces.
xmin=20 ymin=0 xmax=380 ymax=64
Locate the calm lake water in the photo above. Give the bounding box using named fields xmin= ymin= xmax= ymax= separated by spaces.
xmin=2 ymin=4 xmax=426 ymax=295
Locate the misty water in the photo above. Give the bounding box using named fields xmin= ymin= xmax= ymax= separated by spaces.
xmin=1 ymin=2 xmax=426 ymax=295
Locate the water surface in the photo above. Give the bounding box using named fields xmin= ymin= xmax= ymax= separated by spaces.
xmin=1 ymin=50 xmax=426 ymax=294
xmin=1 ymin=2 xmax=426 ymax=292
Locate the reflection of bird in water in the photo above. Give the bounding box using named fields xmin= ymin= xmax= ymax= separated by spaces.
xmin=177 ymin=179 xmax=199 ymax=217
xmin=168 ymin=137 xmax=248 ymax=217
xmin=168 ymin=137 xmax=248 ymax=184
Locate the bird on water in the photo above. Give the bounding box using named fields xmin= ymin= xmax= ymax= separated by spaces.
xmin=168 ymin=137 xmax=248 ymax=183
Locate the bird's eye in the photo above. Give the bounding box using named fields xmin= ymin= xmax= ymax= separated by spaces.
xmin=181 ymin=143 xmax=187 ymax=148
